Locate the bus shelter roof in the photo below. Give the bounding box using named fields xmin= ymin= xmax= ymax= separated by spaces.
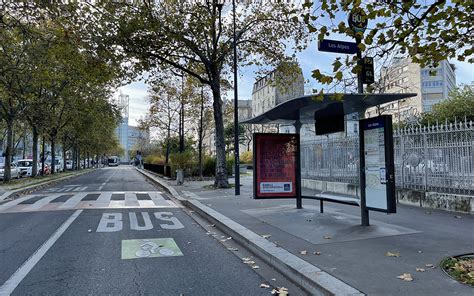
xmin=241 ymin=93 xmax=417 ymax=125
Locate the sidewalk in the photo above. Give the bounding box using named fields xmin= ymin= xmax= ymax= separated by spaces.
xmin=141 ymin=170 xmax=473 ymax=295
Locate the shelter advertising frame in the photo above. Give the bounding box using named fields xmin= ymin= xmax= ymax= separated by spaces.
xmin=359 ymin=115 xmax=396 ymax=213
xmin=253 ymin=133 xmax=300 ymax=200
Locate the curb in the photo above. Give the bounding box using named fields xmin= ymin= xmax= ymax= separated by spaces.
xmin=0 ymin=169 xmax=96 ymax=201
xmin=137 ymin=168 xmax=364 ymax=296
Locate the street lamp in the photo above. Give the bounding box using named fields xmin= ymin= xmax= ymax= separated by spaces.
xmin=232 ymin=0 xmax=240 ymax=195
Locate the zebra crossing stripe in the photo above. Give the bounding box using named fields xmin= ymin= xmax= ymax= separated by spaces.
xmin=148 ymin=192 xmax=170 ymax=207
xmin=0 ymin=195 xmax=42 ymax=212
xmin=124 ymin=193 xmax=140 ymax=207
xmin=95 ymin=192 xmax=112 ymax=207
xmin=58 ymin=192 xmax=89 ymax=209
xmin=25 ymin=193 xmax=65 ymax=211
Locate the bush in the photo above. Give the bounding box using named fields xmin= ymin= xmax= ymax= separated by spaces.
xmin=203 ymin=156 xmax=216 ymax=176
xmin=144 ymin=154 xmax=165 ymax=165
xmin=226 ymin=157 xmax=234 ymax=176
xmin=240 ymin=151 xmax=253 ymax=164
xmin=169 ymin=151 xmax=195 ymax=174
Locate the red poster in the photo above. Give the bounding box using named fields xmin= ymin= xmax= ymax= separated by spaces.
xmin=254 ymin=133 xmax=298 ymax=198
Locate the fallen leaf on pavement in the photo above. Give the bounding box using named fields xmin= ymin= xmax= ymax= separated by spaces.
xmin=416 ymin=268 xmax=425 ymax=272
xmin=260 ymin=283 xmax=270 ymax=289
xmin=313 ymin=251 xmax=321 ymax=255
xmin=324 ymin=235 xmax=332 ymax=240
xmin=300 ymin=250 xmax=307 ymax=255
xmin=271 ymin=287 xmax=289 ymax=295
xmin=397 ymin=273 xmax=413 ymax=281
xmin=385 ymin=252 xmax=400 ymax=257
xmin=262 ymin=234 xmax=271 ymax=239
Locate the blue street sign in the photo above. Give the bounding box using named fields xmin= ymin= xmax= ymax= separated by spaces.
xmin=318 ymin=39 xmax=358 ymax=54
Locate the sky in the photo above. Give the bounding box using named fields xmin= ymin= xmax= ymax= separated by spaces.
xmin=118 ymin=39 xmax=473 ymax=126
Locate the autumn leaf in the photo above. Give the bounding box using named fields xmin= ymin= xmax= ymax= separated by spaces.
xmin=397 ymin=273 xmax=413 ymax=281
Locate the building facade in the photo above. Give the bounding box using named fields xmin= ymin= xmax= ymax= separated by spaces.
xmin=366 ymin=57 xmax=456 ymax=123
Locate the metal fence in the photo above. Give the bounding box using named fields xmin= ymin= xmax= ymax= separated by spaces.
xmin=301 ymin=120 xmax=474 ymax=195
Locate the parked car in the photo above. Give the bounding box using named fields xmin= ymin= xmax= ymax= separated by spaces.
xmin=0 ymin=162 xmax=21 ymax=180
xmin=45 ymin=157 xmax=64 ymax=173
xmin=15 ymin=159 xmax=36 ymax=177
xmin=66 ymin=160 xmax=73 ymax=170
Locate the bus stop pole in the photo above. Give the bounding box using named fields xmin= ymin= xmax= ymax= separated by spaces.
xmin=357 ymin=36 xmax=370 ymax=226
xmin=294 ymin=120 xmax=302 ymax=209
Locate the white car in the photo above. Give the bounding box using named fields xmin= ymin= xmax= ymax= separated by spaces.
xmin=15 ymin=159 xmax=37 ymax=177
xmin=66 ymin=160 xmax=73 ymax=170
xmin=0 ymin=162 xmax=21 ymax=180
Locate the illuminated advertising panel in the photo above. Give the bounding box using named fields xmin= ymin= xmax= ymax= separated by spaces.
xmin=360 ymin=115 xmax=396 ymax=213
xmin=253 ymin=133 xmax=299 ymax=199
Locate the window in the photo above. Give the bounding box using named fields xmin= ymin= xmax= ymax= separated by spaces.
xmin=402 ymin=66 xmax=408 ymax=72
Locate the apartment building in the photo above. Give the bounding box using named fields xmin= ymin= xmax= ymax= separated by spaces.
xmin=366 ymin=57 xmax=456 ymax=122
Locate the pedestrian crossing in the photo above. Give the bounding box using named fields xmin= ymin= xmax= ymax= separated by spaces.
xmin=0 ymin=191 xmax=177 ymax=213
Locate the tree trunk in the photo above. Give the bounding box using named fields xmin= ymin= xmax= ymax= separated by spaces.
xmin=41 ymin=136 xmax=45 ymax=176
xmin=62 ymin=143 xmax=67 ymax=172
xmin=210 ymin=77 xmax=229 ymax=188
xmin=87 ymin=152 xmax=90 ymax=168
xmin=51 ymin=135 xmax=56 ymax=174
xmin=3 ymin=118 xmax=14 ymax=182
xmin=198 ymin=87 xmax=204 ymax=179
xmin=32 ymin=126 xmax=38 ymax=177
xmin=165 ymin=127 xmax=171 ymax=165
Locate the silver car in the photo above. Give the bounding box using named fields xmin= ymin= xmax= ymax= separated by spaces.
xmin=0 ymin=162 xmax=21 ymax=180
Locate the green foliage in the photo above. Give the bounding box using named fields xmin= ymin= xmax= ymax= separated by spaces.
xmin=302 ymin=1 xmax=473 ymax=93
xmin=240 ymin=151 xmax=253 ymax=164
xmin=203 ymin=156 xmax=217 ymax=177
xmin=226 ymin=157 xmax=234 ymax=177
xmin=169 ymin=151 xmax=195 ymax=171
xmin=420 ymin=86 xmax=474 ymax=125
xmin=144 ymin=154 xmax=165 ymax=165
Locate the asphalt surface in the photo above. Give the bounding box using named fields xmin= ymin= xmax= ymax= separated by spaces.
xmin=0 ymin=167 xmax=304 ymax=295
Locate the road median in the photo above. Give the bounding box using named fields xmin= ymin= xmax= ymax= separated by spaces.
xmin=0 ymin=169 xmax=96 ymax=202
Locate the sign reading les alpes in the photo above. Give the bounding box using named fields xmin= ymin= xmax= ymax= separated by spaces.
xmin=253 ymin=133 xmax=299 ymax=199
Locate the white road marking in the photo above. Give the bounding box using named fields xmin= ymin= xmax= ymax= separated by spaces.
xmin=58 ymin=192 xmax=89 ymax=209
xmin=0 ymin=210 xmax=82 ymax=296
xmin=0 ymin=195 xmax=43 ymax=212
xmin=95 ymin=192 xmax=112 ymax=207
xmin=25 ymin=193 xmax=64 ymax=211
xmin=129 ymin=212 xmax=153 ymax=230
xmin=125 ymin=193 xmax=140 ymax=207
xmin=148 ymin=192 xmax=170 ymax=207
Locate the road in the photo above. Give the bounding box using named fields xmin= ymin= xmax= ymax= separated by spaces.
xmin=0 ymin=166 xmax=303 ymax=295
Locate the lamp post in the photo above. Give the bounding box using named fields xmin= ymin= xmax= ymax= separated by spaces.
xmin=232 ymin=0 xmax=240 ymax=195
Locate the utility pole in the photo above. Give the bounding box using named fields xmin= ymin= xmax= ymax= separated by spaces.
xmin=233 ymin=0 xmax=240 ymax=195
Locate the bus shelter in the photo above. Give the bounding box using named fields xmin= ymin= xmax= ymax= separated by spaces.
xmin=242 ymin=92 xmax=416 ymax=225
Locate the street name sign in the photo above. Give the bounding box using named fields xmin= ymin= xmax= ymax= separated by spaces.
xmin=318 ymin=39 xmax=358 ymax=54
